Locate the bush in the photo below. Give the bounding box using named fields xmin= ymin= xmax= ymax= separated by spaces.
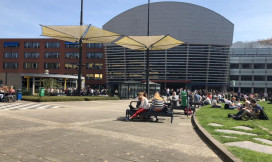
xmin=22 ymin=96 xmax=120 ymax=102
xmin=22 ymin=90 xmax=32 ymax=96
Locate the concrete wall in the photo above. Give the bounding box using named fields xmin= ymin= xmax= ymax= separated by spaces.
xmin=0 ymin=73 xmax=22 ymax=90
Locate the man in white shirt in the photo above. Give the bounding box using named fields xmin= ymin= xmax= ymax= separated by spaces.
xmin=211 ymin=96 xmax=222 ymax=108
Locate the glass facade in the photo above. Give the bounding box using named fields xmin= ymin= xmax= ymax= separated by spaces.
xmin=106 ymin=44 xmax=230 ymax=90
xmin=230 ymin=47 xmax=272 ymax=93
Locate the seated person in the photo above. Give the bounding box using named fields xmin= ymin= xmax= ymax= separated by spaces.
xmin=235 ymin=99 xmax=242 ymax=108
xmin=193 ymin=92 xmax=202 ymax=106
xmin=225 ymin=97 xmax=237 ymax=109
xmin=235 ymin=99 xmax=262 ymax=120
xmin=211 ymin=96 xmax=222 ymax=108
xmin=150 ymin=92 xmax=165 ymax=111
xmin=128 ymin=92 xmax=149 ymax=120
xmin=203 ymin=97 xmax=211 ymax=105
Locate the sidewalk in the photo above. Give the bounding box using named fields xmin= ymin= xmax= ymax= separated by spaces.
xmin=0 ymin=100 xmax=221 ymax=161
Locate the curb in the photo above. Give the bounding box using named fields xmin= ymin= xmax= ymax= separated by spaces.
xmin=191 ymin=113 xmax=241 ymax=162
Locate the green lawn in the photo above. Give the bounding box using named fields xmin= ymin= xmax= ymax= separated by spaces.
xmin=196 ymin=101 xmax=272 ymax=162
xmin=22 ymin=96 xmax=119 ymax=102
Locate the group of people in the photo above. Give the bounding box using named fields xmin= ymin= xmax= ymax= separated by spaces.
xmin=45 ymin=87 xmax=108 ymax=96
xmin=127 ymin=91 xmax=166 ymax=121
xmin=0 ymin=85 xmax=16 ymax=101
xmin=228 ymin=98 xmax=267 ymax=120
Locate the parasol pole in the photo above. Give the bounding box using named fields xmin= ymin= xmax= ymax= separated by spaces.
xmin=145 ymin=0 xmax=150 ymax=98
xmin=78 ymin=0 xmax=83 ymax=96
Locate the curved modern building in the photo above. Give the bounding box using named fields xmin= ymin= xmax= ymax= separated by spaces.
xmin=103 ymin=1 xmax=234 ymax=91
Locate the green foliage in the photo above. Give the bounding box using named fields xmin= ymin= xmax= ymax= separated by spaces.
xmin=41 ymin=78 xmax=62 ymax=89
xmin=22 ymin=90 xmax=32 ymax=96
xmin=196 ymin=102 xmax=272 ymax=161
xmin=22 ymin=96 xmax=119 ymax=102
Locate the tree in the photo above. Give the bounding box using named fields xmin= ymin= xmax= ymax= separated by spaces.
xmin=41 ymin=78 xmax=62 ymax=90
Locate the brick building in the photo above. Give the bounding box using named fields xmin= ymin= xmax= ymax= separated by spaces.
xmin=0 ymin=38 xmax=106 ymax=93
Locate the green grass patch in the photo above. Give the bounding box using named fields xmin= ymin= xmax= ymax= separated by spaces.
xmin=22 ymin=96 xmax=119 ymax=102
xmin=196 ymin=101 xmax=272 ymax=162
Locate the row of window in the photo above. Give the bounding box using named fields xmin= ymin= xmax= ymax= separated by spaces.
xmin=3 ymin=42 xmax=103 ymax=49
xmin=61 ymin=73 xmax=103 ymax=80
xmin=230 ymin=63 xmax=272 ymax=69
xmin=2 ymin=52 xmax=103 ymax=59
xmin=2 ymin=62 xmax=103 ymax=70
xmin=230 ymin=75 xmax=272 ymax=81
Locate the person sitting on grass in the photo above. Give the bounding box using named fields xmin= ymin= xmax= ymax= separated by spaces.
xmin=228 ymin=97 xmax=251 ymax=118
xmin=235 ymin=99 xmax=262 ymax=120
xmin=203 ymin=96 xmax=211 ymax=105
xmin=211 ymin=96 xmax=221 ymax=108
xmin=225 ymin=97 xmax=237 ymax=109
xmin=127 ymin=92 xmax=149 ymax=121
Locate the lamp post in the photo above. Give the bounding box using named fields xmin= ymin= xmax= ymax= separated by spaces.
xmin=145 ymin=0 xmax=150 ymax=98
xmin=77 ymin=0 xmax=83 ymax=96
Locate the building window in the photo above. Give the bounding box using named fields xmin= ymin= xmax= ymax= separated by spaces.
xmin=65 ymin=52 xmax=79 ymax=59
xmin=24 ymin=42 xmax=40 ymax=48
xmin=24 ymin=63 xmax=39 ymax=69
xmin=241 ymin=75 xmax=252 ymax=81
xmin=86 ymin=52 xmax=103 ymax=59
xmin=4 ymin=52 xmax=18 ymax=59
xmin=44 ymin=63 xmax=60 ymax=69
xmin=44 ymin=52 xmax=60 ymax=59
xmin=230 ymin=63 xmax=239 ymax=69
xmin=267 ymin=64 xmax=272 ymax=69
xmin=86 ymin=63 xmax=103 ymax=70
xmin=86 ymin=74 xmax=103 ymax=80
xmin=254 ymin=76 xmax=265 ymax=81
xmin=65 ymin=63 xmax=79 ymax=69
xmin=230 ymin=75 xmax=239 ymax=80
xmin=45 ymin=42 xmax=60 ymax=48
xmin=267 ymin=76 xmax=272 ymax=81
xmin=65 ymin=42 xmax=80 ymax=48
xmin=254 ymin=64 xmax=265 ymax=69
xmin=241 ymin=64 xmax=252 ymax=69
xmin=3 ymin=62 xmax=18 ymax=69
xmin=24 ymin=52 xmax=40 ymax=59
xmin=87 ymin=43 xmax=103 ymax=48
xmin=4 ymin=42 xmax=19 ymax=48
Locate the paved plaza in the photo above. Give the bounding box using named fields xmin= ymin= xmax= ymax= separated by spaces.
xmin=0 ymin=100 xmax=221 ymax=162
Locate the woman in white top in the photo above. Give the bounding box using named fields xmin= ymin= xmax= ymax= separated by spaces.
xmin=129 ymin=92 xmax=149 ymax=120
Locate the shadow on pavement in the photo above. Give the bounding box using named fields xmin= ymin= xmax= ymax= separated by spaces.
xmin=116 ymin=117 xmax=164 ymax=123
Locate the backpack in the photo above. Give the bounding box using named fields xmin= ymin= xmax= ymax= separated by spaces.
xmin=259 ymin=109 xmax=269 ymax=120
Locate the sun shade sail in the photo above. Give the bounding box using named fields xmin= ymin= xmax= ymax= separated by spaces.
xmin=114 ymin=35 xmax=184 ymax=50
xmin=41 ymin=25 xmax=120 ymax=43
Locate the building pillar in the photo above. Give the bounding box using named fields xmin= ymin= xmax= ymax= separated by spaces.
xmin=251 ymin=87 xmax=254 ymax=94
xmin=32 ymin=77 xmax=35 ymax=95
xmin=64 ymin=78 xmax=67 ymax=90
xmin=238 ymin=87 xmax=241 ymax=92
xmin=24 ymin=76 xmax=31 ymax=92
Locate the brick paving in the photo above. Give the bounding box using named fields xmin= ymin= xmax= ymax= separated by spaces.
xmin=0 ymin=100 xmax=221 ymax=162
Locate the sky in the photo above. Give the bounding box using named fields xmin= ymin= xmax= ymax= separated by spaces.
xmin=0 ymin=0 xmax=272 ymax=43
